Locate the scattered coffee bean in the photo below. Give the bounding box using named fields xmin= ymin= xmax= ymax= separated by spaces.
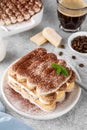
xmin=71 ymin=36 xmax=87 ymax=53
xmin=72 ymin=55 xmax=76 ymax=59
xmin=58 ymin=51 xmax=63 ymax=56
xmin=79 ymin=63 xmax=84 ymax=67
xmin=60 ymin=44 xmax=65 ymax=49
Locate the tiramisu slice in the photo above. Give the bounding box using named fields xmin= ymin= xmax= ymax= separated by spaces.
xmin=8 ymin=48 xmax=76 ymax=111
xmin=0 ymin=0 xmax=43 ymax=25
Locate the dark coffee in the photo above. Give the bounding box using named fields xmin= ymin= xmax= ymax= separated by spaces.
xmin=57 ymin=10 xmax=86 ymax=30
xmin=57 ymin=0 xmax=87 ymax=31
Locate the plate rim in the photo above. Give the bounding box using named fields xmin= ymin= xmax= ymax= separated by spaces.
xmin=1 ymin=67 xmax=81 ymax=120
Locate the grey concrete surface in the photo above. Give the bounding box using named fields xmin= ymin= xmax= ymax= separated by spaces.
xmin=0 ymin=0 xmax=87 ymax=130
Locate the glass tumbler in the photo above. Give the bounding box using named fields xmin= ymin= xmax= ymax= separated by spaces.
xmin=57 ymin=0 xmax=87 ymax=32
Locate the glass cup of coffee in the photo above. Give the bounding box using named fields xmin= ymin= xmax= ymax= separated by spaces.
xmin=57 ymin=0 xmax=87 ymax=32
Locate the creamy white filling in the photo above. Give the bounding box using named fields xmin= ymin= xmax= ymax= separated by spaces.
xmin=27 ymin=80 xmax=36 ymax=89
xmin=8 ymin=75 xmax=38 ymax=99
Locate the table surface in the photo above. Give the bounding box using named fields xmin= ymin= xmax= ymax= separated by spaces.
xmin=0 ymin=0 xmax=87 ymax=130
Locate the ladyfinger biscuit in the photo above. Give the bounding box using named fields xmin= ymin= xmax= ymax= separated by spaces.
xmin=35 ymin=99 xmax=56 ymax=111
xmin=30 ymin=32 xmax=47 ymax=46
xmin=42 ymin=27 xmax=62 ymax=47
xmin=66 ymin=82 xmax=75 ymax=92
xmin=56 ymin=91 xmax=65 ymax=102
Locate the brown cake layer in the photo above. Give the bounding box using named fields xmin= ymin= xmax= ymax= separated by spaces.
xmin=0 ymin=0 xmax=42 ymax=25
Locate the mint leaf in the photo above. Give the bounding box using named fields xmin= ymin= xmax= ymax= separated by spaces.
xmin=52 ymin=63 xmax=61 ymax=74
xmin=61 ymin=66 xmax=69 ymax=76
xmin=52 ymin=63 xmax=59 ymax=69
xmin=52 ymin=63 xmax=69 ymax=76
xmin=56 ymin=67 xmax=61 ymax=74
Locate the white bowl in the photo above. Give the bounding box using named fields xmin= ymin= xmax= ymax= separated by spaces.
xmin=0 ymin=38 xmax=7 ymax=62
xmin=0 ymin=7 xmax=44 ymax=38
xmin=68 ymin=31 xmax=87 ymax=56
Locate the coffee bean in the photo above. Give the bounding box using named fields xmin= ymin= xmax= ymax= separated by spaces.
xmin=72 ymin=55 xmax=76 ymax=59
xmin=79 ymin=63 xmax=84 ymax=67
xmin=60 ymin=44 xmax=65 ymax=49
xmin=58 ymin=51 xmax=63 ymax=56
xmin=73 ymin=43 xmax=77 ymax=47
xmin=83 ymin=44 xmax=87 ymax=49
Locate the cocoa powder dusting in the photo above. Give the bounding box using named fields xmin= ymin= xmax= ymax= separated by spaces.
xmin=5 ymin=84 xmax=40 ymax=113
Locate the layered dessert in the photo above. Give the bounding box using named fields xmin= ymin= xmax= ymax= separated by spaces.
xmin=8 ymin=48 xmax=76 ymax=111
xmin=0 ymin=0 xmax=43 ymax=25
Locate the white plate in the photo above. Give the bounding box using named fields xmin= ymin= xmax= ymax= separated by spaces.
xmin=1 ymin=68 xmax=81 ymax=120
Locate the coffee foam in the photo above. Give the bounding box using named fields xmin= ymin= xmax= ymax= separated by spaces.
xmin=60 ymin=0 xmax=87 ymax=9
xmin=58 ymin=0 xmax=87 ymax=17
